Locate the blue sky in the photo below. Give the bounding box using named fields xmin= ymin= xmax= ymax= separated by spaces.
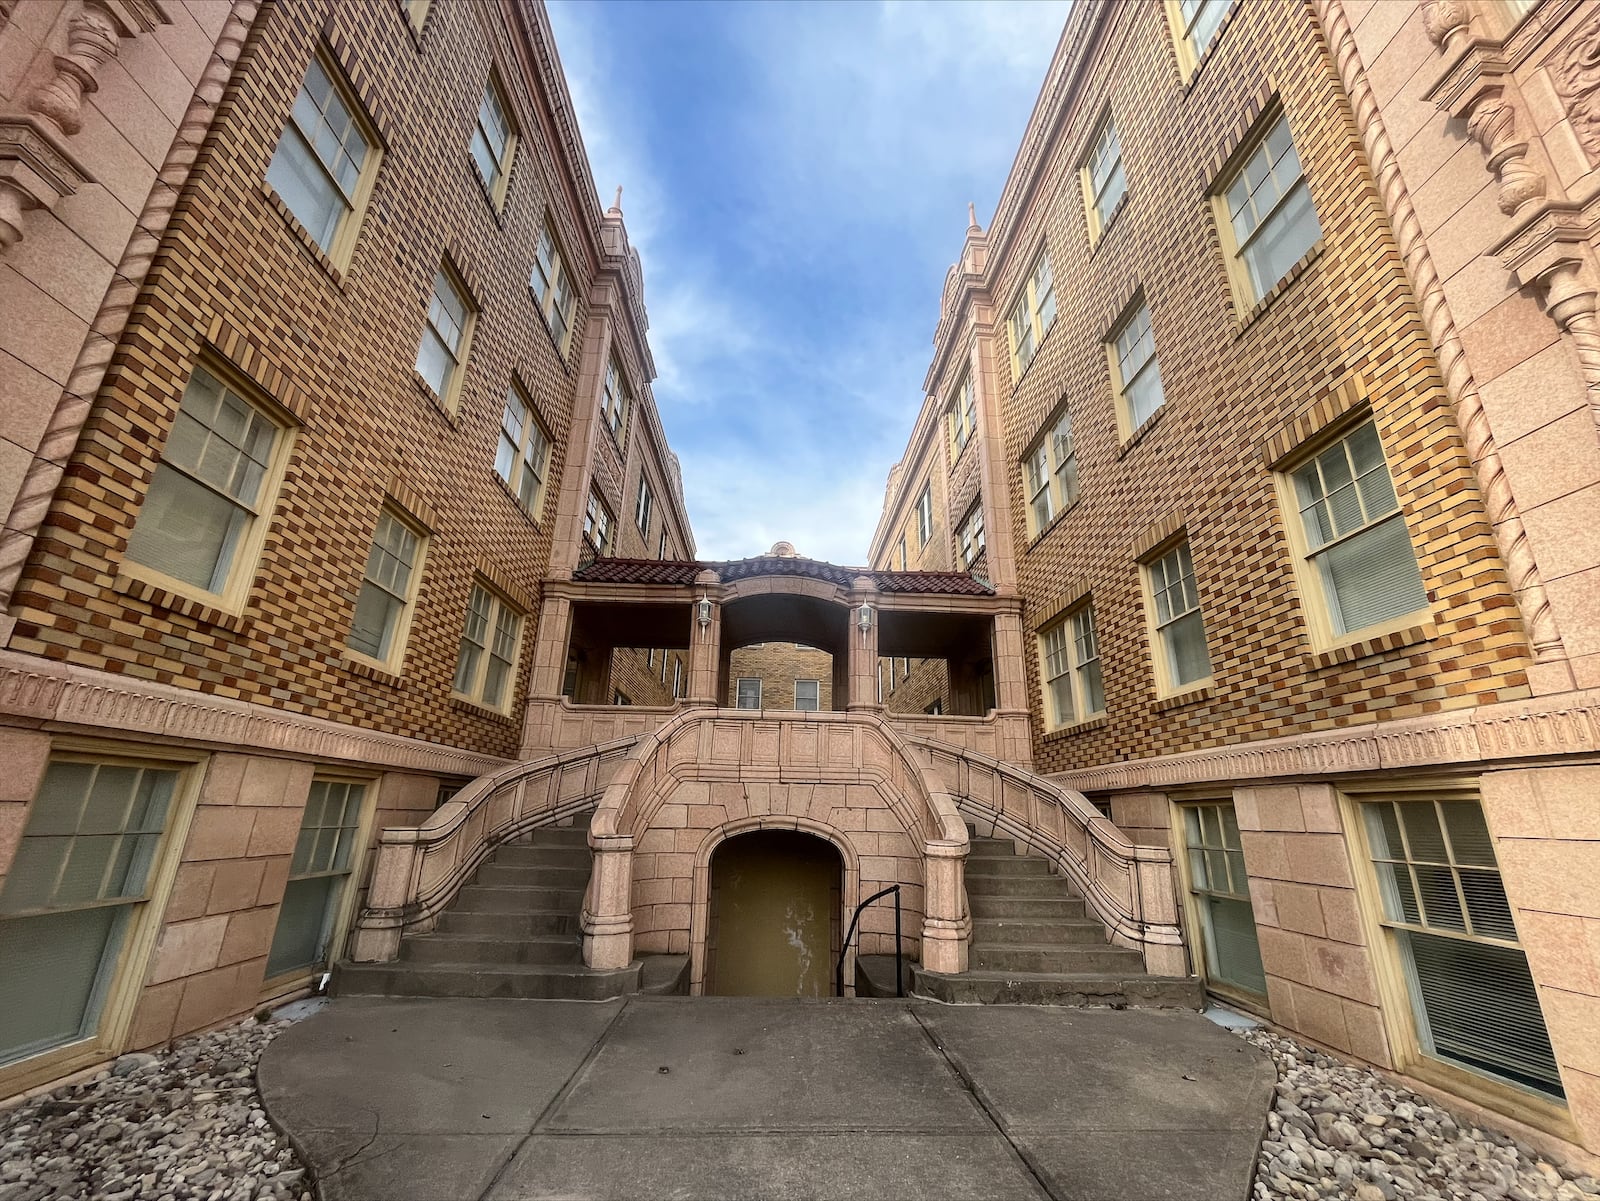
xmin=546 ymin=0 xmax=1071 ymax=566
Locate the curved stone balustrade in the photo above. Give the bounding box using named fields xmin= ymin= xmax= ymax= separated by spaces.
xmin=582 ymin=708 xmax=971 ymax=985
xmin=903 ymin=735 xmax=1186 ymax=977
xmin=348 ymin=736 xmax=640 ymax=962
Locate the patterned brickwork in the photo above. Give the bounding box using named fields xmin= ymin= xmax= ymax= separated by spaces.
xmin=5 ymin=0 xmax=687 ymax=761
xmin=726 ymin=642 xmax=835 ymax=710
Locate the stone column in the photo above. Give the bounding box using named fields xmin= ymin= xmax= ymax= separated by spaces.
xmin=686 ymin=569 xmax=721 ymax=707
xmin=991 ymin=609 xmax=1029 ymax=713
xmin=519 ymin=592 xmax=572 ymax=755
xmin=581 ymin=832 xmax=635 ymax=969
xmin=846 ymin=577 xmax=881 ymax=712
xmin=349 ymin=836 xmax=419 ymax=963
xmin=920 ymin=840 xmax=970 ymax=973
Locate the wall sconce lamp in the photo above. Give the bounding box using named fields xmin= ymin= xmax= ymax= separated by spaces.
xmin=696 ymin=596 xmax=713 ymax=629
xmin=857 ymin=603 xmax=874 ymax=638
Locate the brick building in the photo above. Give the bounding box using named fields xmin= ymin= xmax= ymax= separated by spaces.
xmin=0 ymin=0 xmax=690 ymax=1095
xmin=872 ymin=0 xmax=1600 ymax=1156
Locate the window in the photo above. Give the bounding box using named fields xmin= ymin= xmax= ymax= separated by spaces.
xmin=531 ymin=217 xmax=576 ymax=353
xmin=613 ymin=690 xmax=631 ymax=706
xmin=646 ymin=648 xmax=656 ymax=669
xmin=1218 ymin=112 xmax=1321 ymax=306
xmin=795 ymin=680 xmax=820 ymax=711
xmin=584 ymin=491 xmax=614 ymax=555
xmin=1022 ymin=407 xmax=1078 ymax=539
xmin=495 ymin=386 xmax=552 ymax=518
xmin=602 ymin=358 xmax=630 ymax=444
xmin=1172 ymin=0 xmax=1228 ymax=68
xmin=125 ymin=364 xmax=288 ymax=603
xmin=347 ymin=505 xmax=425 ymax=668
xmin=1362 ymin=796 xmax=1561 ymax=1098
xmin=434 ymin=777 xmax=469 ymax=810
xmin=635 ymin=476 xmax=654 ymax=535
xmin=658 ymin=529 xmax=669 ymax=559
xmin=1006 ymin=250 xmax=1057 ymax=377
xmin=1109 ymin=300 xmax=1165 ymax=436
xmin=452 ymin=582 xmax=523 ymax=711
xmin=947 ymin=375 xmax=977 ymax=454
xmin=469 ymin=75 xmax=516 ymax=204
xmin=267 ymin=779 xmax=368 ymax=979
xmin=916 ymin=484 xmax=933 ymax=547
xmin=1039 ymin=604 xmax=1106 ymax=730
xmin=1180 ymin=802 xmax=1266 ymax=998
xmin=0 ymin=759 xmax=181 ymax=1070
xmin=1082 ymin=114 xmax=1127 ymax=239
xmin=671 ymin=657 xmax=683 ymax=699
xmin=660 ymin=647 xmax=669 ymax=681
xmin=1285 ymin=421 xmax=1428 ymax=641
xmin=735 ymin=678 xmax=761 ymax=709
xmin=958 ymin=504 xmax=985 ymax=568
xmin=415 ymin=266 xmax=474 ymax=406
xmin=895 ymin=536 xmax=907 ymax=572
xmin=888 ymin=658 xmax=897 ymax=690
xmin=1144 ymin=541 xmax=1212 ymax=693
xmin=925 ymin=699 xmax=943 ymax=715
xmin=264 ymin=52 xmax=375 ymax=262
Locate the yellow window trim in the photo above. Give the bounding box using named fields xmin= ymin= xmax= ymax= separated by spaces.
xmin=1136 ymin=537 xmax=1214 ymax=699
xmin=450 ymin=580 xmax=526 ymax=717
xmin=288 ymin=47 xmax=383 ymax=273
xmin=343 ymin=502 xmax=430 ymax=675
xmin=1168 ymin=796 xmax=1270 ymax=1015
xmin=476 ymin=69 xmax=519 ymax=211
xmin=422 ymin=260 xmax=478 ymax=416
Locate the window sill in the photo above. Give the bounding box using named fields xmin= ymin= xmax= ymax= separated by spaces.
xmin=449 ymin=695 xmax=518 ymax=725
xmin=113 ymin=568 xmax=247 ymax=633
xmin=1043 ymin=713 xmax=1109 ymax=742
xmin=1177 ymin=1 xmax=1239 ymax=95
xmin=1025 ymin=496 xmax=1082 ymax=554
xmin=1117 ymin=404 xmax=1166 ymax=459
xmin=470 ymin=163 xmax=509 ymax=227
xmin=1151 ymin=684 xmax=1212 ymax=714
xmin=396 ymin=0 xmax=427 ymax=49
xmin=1233 ymin=241 xmax=1325 ymax=335
xmin=259 ymin=181 xmax=348 ymax=290
xmin=492 ymin=472 xmax=544 ymax=528
xmin=341 ymin=649 xmax=404 ymax=684
xmin=412 ymin=371 xmax=459 ymax=426
xmin=1306 ymin=620 xmax=1435 ymax=671
xmin=1088 ymin=190 xmax=1130 ymax=254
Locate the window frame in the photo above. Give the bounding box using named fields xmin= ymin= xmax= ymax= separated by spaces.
xmin=671 ymin=657 xmax=683 ymax=699
xmin=1138 ymin=538 xmax=1214 ymax=697
xmin=343 ymin=503 xmax=429 ymax=674
xmin=1021 ymin=405 xmax=1079 ymax=542
xmin=957 ymin=502 xmax=985 ymax=568
xmin=735 ymin=677 xmax=763 ymax=710
xmin=635 ymin=474 xmax=654 ymax=536
xmin=1170 ymin=797 xmax=1269 ymax=1010
xmin=469 ymin=70 xmax=517 ymax=208
xmin=947 ymin=373 xmax=977 ymax=457
xmin=531 ymin=215 xmax=577 ymax=356
xmin=414 ymin=262 xmax=477 ymax=412
xmin=264 ymin=48 xmax=382 ymax=270
xmin=1037 ymin=601 xmax=1106 ymax=732
xmin=1106 ymin=297 xmax=1166 ymax=442
xmin=602 ymin=356 xmax=631 ymax=447
xmin=915 ymin=483 xmax=933 ymax=548
xmin=794 ymin=679 xmax=820 ymax=711
xmin=1005 ymin=248 xmax=1058 ymax=382
xmin=1211 ymin=107 xmax=1322 ymax=313
xmin=450 ymin=581 xmax=525 ymax=715
xmin=658 ymin=529 xmax=669 ymax=560
xmin=494 ymin=382 xmax=553 ymax=521
xmin=1080 ymin=111 xmax=1128 ymax=243
xmin=121 ymin=360 xmax=298 ymax=615
xmin=584 ymin=490 xmax=615 ymax=556
xmin=1164 ymin=0 xmax=1231 ymax=80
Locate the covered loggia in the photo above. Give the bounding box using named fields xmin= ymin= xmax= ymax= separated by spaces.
xmin=561 ymin=600 xmax=693 ymax=705
xmin=716 ymin=589 xmax=849 ymax=712
xmin=875 ymin=607 xmax=997 ymax=717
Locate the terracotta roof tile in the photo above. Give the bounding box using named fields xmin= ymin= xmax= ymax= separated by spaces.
xmin=572 ymin=555 xmax=993 ymax=596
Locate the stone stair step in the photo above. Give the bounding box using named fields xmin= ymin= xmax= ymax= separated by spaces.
xmin=964 ymin=873 xmax=1079 ymax=897
xmin=475 ymin=862 xmax=591 ymax=886
xmin=332 ymin=960 xmax=641 ymax=1001
xmin=452 ymin=884 xmax=585 ymax=912
xmin=398 ymin=932 xmax=581 ymax=966
xmin=434 ymin=909 xmax=581 ymax=937
xmin=971 ymin=917 xmax=1109 ymax=945
xmin=911 ymin=967 xmax=1204 ymax=1009
xmin=968 ymin=894 xmax=1088 ymax=919
xmin=970 ymin=943 xmax=1145 ymax=974
xmin=486 ymin=846 xmax=592 ymax=869
xmin=963 ymin=855 xmax=1054 ymax=877
xmin=524 ymin=825 xmax=591 ymax=848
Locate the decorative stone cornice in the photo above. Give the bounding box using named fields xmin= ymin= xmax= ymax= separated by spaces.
xmin=0 ymin=650 xmax=508 ymax=777
xmin=0 ymin=116 xmax=93 ymax=251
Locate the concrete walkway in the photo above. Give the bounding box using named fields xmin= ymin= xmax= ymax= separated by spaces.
xmin=258 ymin=996 xmax=1275 ymax=1201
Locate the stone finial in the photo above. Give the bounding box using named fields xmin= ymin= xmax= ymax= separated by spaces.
xmin=769 ymin=541 xmax=797 ymax=558
xmin=967 ymin=201 xmax=979 ymax=230
xmin=608 ymin=184 xmax=623 ymax=216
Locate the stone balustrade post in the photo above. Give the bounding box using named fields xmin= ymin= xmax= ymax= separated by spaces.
xmin=349 ymin=836 xmax=419 ymax=963
xmin=919 ymin=839 xmax=969 ymax=973
xmin=581 ymin=832 xmax=635 ymax=969
xmin=1132 ymin=848 xmax=1186 ymax=977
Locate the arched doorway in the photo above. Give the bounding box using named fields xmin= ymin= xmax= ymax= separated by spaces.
xmin=705 ymin=830 xmax=842 ymax=997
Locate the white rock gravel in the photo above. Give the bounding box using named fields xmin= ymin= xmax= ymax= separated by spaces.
xmin=0 ymin=1018 xmax=309 ymax=1201
xmin=1244 ymin=1026 xmax=1599 ymax=1201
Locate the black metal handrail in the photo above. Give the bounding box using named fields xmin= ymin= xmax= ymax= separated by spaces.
xmin=836 ymin=884 xmax=903 ymax=998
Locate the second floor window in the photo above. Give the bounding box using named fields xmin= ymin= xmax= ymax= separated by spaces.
xmin=603 ymin=358 xmax=630 ymax=443
xmin=347 ymin=505 xmax=425 ymax=667
xmin=636 ymin=476 xmax=654 ymax=534
xmin=1007 ymin=251 xmax=1057 ymax=378
xmin=895 ymin=536 xmax=907 ymax=572
xmin=584 ymin=490 xmax=613 ymax=554
xmin=948 ymin=374 xmax=977 ymax=454
xmin=1041 ymin=604 xmax=1105 ymax=730
xmin=1022 ymin=408 xmax=1078 ymax=539
xmin=265 ymin=53 xmax=374 ymax=261
xmin=1175 ymin=0 xmax=1228 ymax=66
xmin=916 ymin=484 xmax=933 ymax=547
xmin=1221 ymin=112 xmax=1321 ymax=306
xmin=453 ymin=583 xmax=522 ymax=711
xmin=1110 ymin=300 xmax=1165 ymax=435
xmin=532 ymin=218 xmax=576 ymax=353
xmin=415 ymin=267 xmax=473 ymax=405
xmin=1083 ymin=115 xmax=1127 ymax=239
xmin=1145 ymin=541 xmax=1212 ymax=693
xmin=495 ymin=387 xmax=551 ymax=518
xmin=469 ymin=76 xmax=516 ymax=203
xmin=658 ymin=529 xmax=669 ymax=559
xmin=958 ymin=503 xmax=985 ymax=568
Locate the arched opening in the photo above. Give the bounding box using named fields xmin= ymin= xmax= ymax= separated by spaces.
xmin=718 ymin=592 xmax=850 ymax=711
xmin=705 ymin=830 xmax=843 ymax=996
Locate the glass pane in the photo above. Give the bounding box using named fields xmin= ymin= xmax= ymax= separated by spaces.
xmin=1078 ymin=659 xmax=1104 ymax=715
xmin=1165 ymin=609 xmax=1210 ymax=687
xmin=1203 ymin=895 xmax=1267 ymax=995
xmin=29 ymin=763 xmax=93 ymax=835
xmin=267 ymin=875 xmax=340 ymax=977
xmin=1373 ymin=859 xmax=1422 ymax=924
xmin=1243 ymin=181 xmax=1320 ymax=299
xmin=1316 ymin=515 xmax=1427 ymax=635
xmin=415 ymin=328 xmax=454 ymax=396
xmin=348 ymin=582 xmax=401 ymax=660
xmin=0 ymin=907 xmax=127 ymax=1067
xmin=1399 ymin=802 xmax=1448 ymax=862
xmin=1443 ymin=801 xmax=1497 ymax=868
xmin=1459 ymin=869 xmax=1518 ymax=941
xmin=1414 ymin=864 xmax=1466 ymax=931
xmin=125 ymin=467 xmax=245 ymax=593
xmin=265 ymin=131 xmax=344 ymax=251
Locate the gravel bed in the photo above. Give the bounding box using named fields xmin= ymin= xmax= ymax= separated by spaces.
xmin=0 ymin=1018 xmax=309 ymax=1201
xmin=1244 ymin=1026 xmax=1598 ymax=1201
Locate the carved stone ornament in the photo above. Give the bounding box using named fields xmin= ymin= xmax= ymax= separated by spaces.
xmin=1466 ymin=91 xmax=1548 ymax=215
xmin=0 ymin=117 xmax=94 ymax=251
xmin=1553 ymin=8 xmax=1600 ymax=160
xmin=1422 ymin=0 xmax=1472 ymax=51
xmin=27 ymin=3 xmax=121 ymax=137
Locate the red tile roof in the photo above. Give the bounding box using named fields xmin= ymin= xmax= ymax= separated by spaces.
xmin=572 ymin=555 xmax=993 ymax=596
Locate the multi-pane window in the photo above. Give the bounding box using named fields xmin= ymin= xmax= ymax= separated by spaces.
xmin=1022 ymin=408 xmax=1078 ymax=538
xmin=1181 ymin=802 xmax=1267 ymax=997
xmin=672 ymin=657 xmax=683 ymax=699
xmin=495 ymin=387 xmax=552 ymax=517
xmin=1176 ymin=0 xmax=1228 ymax=64
xmin=415 ymin=267 xmax=473 ymax=402
xmin=1146 ymin=541 xmax=1211 ymax=691
xmin=958 ymin=504 xmax=985 ymax=568
xmin=1289 ymin=421 xmax=1427 ymax=638
xmin=0 ymin=760 xmax=178 ymax=1068
xmin=1006 ymin=251 xmax=1058 ymax=376
xmin=469 ymin=76 xmax=515 ymax=201
xmin=532 ymin=218 xmax=576 ymax=352
xmin=602 ymin=358 xmax=630 ymax=443
xmin=735 ymin=678 xmax=762 ymax=709
xmin=1040 ymin=605 xmax=1104 ymax=730
xmin=267 ymin=779 xmax=366 ymax=978
xmin=264 ymin=54 xmax=373 ymax=258
xmin=453 ymin=583 xmax=522 ymax=711
xmin=584 ymin=491 xmax=614 ymax=555
xmin=895 ymin=536 xmax=907 ymax=572
xmin=347 ymin=506 xmax=423 ymax=666
xmin=658 ymin=529 xmax=669 ymax=559
xmin=1222 ymin=113 xmax=1322 ymax=304
xmin=636 ymin=476 xmax=654 ymax=535
xmin=795 ymin=680 xmax=820 ymax=711
xmin=1110 ymin=300 xmax=1165 ymax=433
xmin=613 ymin=690 xmax=631 ymax=706
xmin=1364 ymin=797 xmax=1561 ymax=1098
xmin=125 ymin=365 xmax=283 ymax=599
xmin=916 ymin=484 xmax=933 ymax=547
xmin=1083 ymin=115 xmax=1127 ymax=237
xmin=948 ymin=375 xmax=977 ymax=454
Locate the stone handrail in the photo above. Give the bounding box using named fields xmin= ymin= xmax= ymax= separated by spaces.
xmin=903 ymin=735 xmax=1186 ymax=977
xmin=348 ymin=736 xmax=640 ymax=962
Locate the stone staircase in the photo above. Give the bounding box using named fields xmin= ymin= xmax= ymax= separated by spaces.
xmin=911 ymin=830 xmax=1202 ymax=1008
xmin=333 ymin=824 xmax=686 ymax=999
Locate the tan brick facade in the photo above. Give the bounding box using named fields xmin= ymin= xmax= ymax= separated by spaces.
xmin=726 ymin=642 xmax=834 ymax=710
